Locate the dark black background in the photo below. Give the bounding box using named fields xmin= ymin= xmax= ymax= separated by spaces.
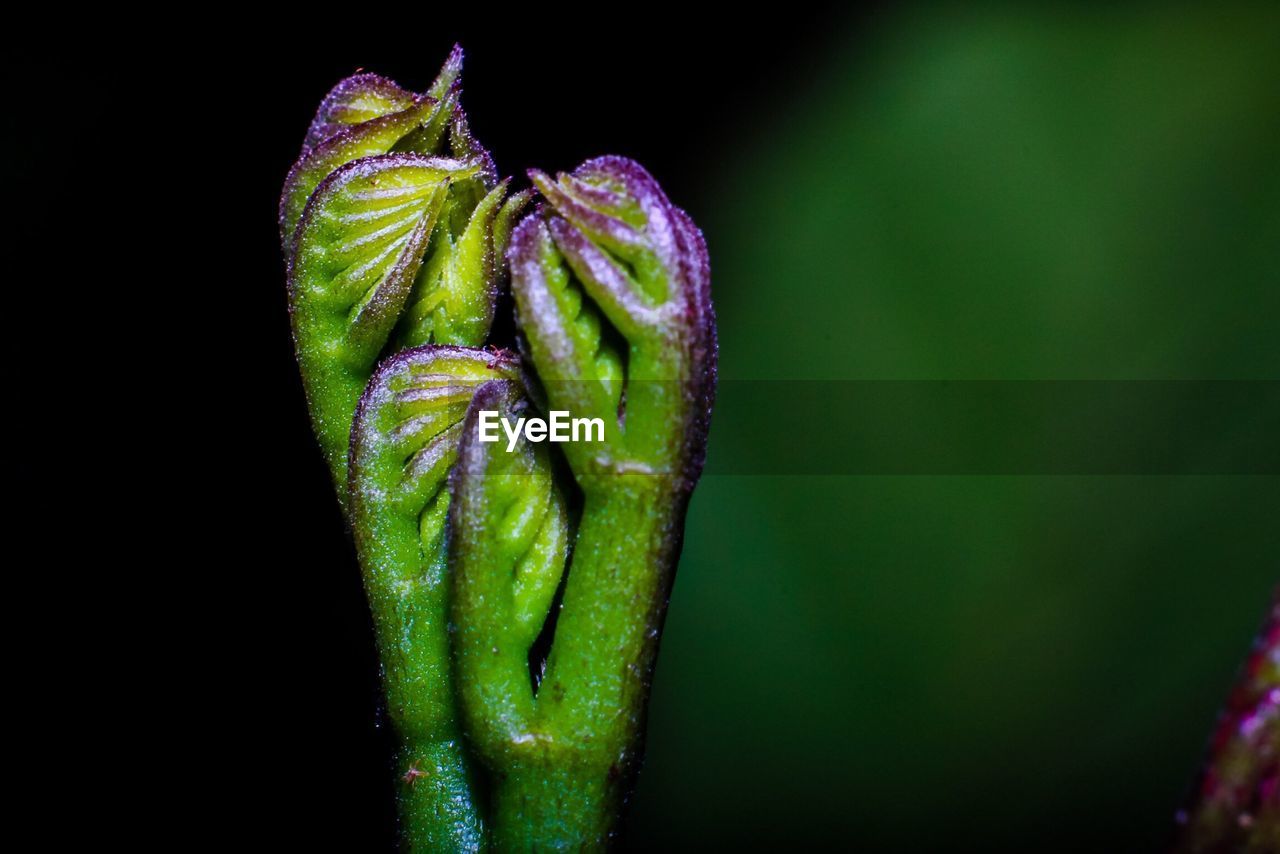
xmin=10 ymin=8 xmax=866 ymax=848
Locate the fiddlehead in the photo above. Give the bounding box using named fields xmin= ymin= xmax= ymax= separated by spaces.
xmin=284 ymin=50 xmax=717 ymax=850
xmin=301 ymin=73 xmax=415 ymax=153
xmin=281 ymin=90 xmax=461 ymax=248
xmin=453 ymin=156 xmax=715 ymax=849
xmin=282 ymin=49 xmax=533 ymax=852
xmin=516 ymin=156 xmax=716 ymax=487
xmin=281 ymin=46 xmax=471 ymax=245
xmin=288 ymin=153 xmax=481 ymax=491
xmin=284 ymin=50 xmax=529 ymax=496
xmin=349 ymin=346 xmax=529 ymax=851
xmin=300 ymin=45 xmax=464 ymax=154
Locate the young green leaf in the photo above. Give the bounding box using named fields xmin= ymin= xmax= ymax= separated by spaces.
xmin=450 ymin=381 xmax=570 ymax=764
xmin=301 ymin=46 xmax=465 ymax=154
xmin=394 ymin=180 xmax=530 ymax=349
xmin=512 ymin=156 xmax=716 ymax=485
xmin=349 ymin=345 xmax=525 ymax=853
xmin=466 ymin=156 xmax=716 ymax=848
xmin=280 ymin=91 xmax=460 ymax=247
xmin=302 ymin=73 xmax=416 ymax=152
xmin=281 ymin=46 xmax=482 ymax=249
xmin=288 ymin=154 xmax=482 ymax=490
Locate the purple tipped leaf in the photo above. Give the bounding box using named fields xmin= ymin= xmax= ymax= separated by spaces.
xmin=511 ymin=155 xmax=716 ymax=486
xmin=507 ymin=216 xmax=626 ymax=444
xmin=395 ymin=178 xmax=511 ymax=349
xmin=528 ymin=169 xmax=647 ymax=257
xmin=669 ymin=207 xmax=717 ymax=481
xmin=389 ymin=84 xmax=461 ymax=160
xmin=280 ymin=95 xmax=457 ymax=248
xmin=348 ymin=346 xmax=524 ymax=851
xmin=546 ymin=215 xmax=656 ymax=339
xmin=494 ymin=188 xmax=535 ymax=263
xmin=303 ymin=73 xmax=416 ymax=152
xmin=288 ymin=154 xmax=481 ymax=487
xmin=427 ymin=44 xmax=465 ymax=100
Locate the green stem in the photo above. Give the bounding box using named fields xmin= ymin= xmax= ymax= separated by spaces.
xmin=358 ymin=499 xmax=485 ymax=852
xmin=363 ymin=532 xmax=485 ymax=851
xmin=491 ymin=763 xmax=613 ymax=852
xmin=396 ymin=735 xmax=485 ymax=852
xmin=368 ymin=553 xmax=484 ymax=852
xmin=489 ymin=480 xmax=681 ymax=850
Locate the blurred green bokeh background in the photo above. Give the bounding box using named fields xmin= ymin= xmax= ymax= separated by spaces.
xmin=624 ymin=5 xmax=1278 ymax=850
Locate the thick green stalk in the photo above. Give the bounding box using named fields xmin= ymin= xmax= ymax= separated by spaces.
xmin=490 ymin=481 xmax=680 ymax=851
xmin=351 ymin=347 xmax=528 ymax=851
xmin=490 ymin=765 xmax=612 ymax=851
xmin=454 ymin=156 xmax=716 ymax=849
xmin=396 ymin=736 xmax=484 ymax=851
xmin=453 ymin=437 xmax=686 ymax=850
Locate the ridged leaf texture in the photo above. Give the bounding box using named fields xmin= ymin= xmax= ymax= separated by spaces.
xmin=450 ymin=381 xmax=572 ymax=758
xmin=288 ymin=154 xmax=482 ymax=486
xmin=510 ymin=155 xmax=716 ymax=485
